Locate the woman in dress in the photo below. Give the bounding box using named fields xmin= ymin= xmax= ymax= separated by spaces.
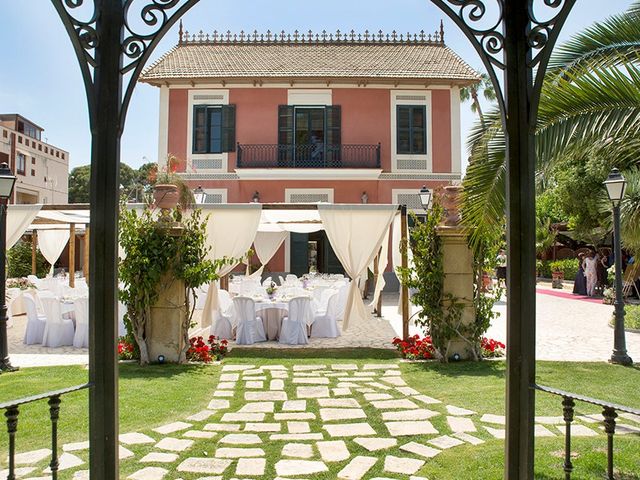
xmin=572 ymin=252 xmax=587 ymax=295
xmin=583 ymin=251 xmax=598 ymax=296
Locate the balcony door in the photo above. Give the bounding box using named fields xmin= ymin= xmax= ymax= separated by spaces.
xmin=278 ymin=105 xmax=341 ymax=167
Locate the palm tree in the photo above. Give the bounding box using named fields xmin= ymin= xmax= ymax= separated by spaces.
xmin=459 ymin=73 xmax=496 ymax=126
xmin=462 ymin=1 xmax=640 ymax=249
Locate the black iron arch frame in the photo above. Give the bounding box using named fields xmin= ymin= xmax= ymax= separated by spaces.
xmin=49 ymin=1 xmax=575 ymax=478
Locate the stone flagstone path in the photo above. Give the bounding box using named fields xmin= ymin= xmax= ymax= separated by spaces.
xmin=4 ymin=362 xmax=635 ymax=480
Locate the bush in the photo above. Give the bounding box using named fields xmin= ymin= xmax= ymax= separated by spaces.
xmin=538 ymin=258 xmax=579 ymax=279
xmin=625 ymin=305 xmax=640 ymax=330
xmin=7 ymin=239 xmax=49 ymax=278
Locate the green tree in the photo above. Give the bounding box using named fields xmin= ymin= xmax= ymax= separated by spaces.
xmin=68 ymin=165 xmax=91 ymax=203
xmin=459 ymin=72 xmax=496 ymax=126
xmin=68 ymin=162 xmax=156 ymax=203
xmin=8 ymin=240 xmax=48 ymax=278
xmin=462 ymin=2 xmax=640 ymax=248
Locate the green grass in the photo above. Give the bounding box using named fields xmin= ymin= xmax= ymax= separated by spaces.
xmin=0 ymin=354 xmax=638 ymax=479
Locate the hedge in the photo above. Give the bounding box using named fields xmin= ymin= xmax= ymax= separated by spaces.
xmin=537 ymin=258 xmax=579 ymax=280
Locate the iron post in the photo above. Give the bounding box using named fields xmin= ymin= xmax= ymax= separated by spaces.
xmin=610 ymin=202 xmax=633 ymax=365
xmin=0 ymin=197 xmax=17 ymax=373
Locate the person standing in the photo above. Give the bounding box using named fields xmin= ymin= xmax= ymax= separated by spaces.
xmin=496 ymin=249 xmax=507 ymax=288
xmin=583 ymin=251 xmax=598 ymax=296
xmin=572 ymin=252 xmax=587 ymax=295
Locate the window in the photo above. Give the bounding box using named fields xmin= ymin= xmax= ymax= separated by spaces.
xmin=16 ymin=153 xmax=26 ymax=175
xmin=32 ymin=156 xmax=36 ymax=164
xmin=396 ymin=105 xmax=426 ymax=155
xmin=31 ymin=169 xmax=35 ymax=176
xmin=38 ymin=144 xmax=42 ymax=151
xmin=192 ymin=105 xmax=236 ymax=154
xmin=18 ymin=136 xmax=22 ymax=144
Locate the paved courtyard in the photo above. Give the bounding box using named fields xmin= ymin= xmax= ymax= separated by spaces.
xmin=6 ymin=361 xmax=639 ymax=479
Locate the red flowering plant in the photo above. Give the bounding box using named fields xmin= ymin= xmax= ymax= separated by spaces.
xmin=117 ymin=338 xmax=137 ymax=361
xmin=392 ymin=334 xmax=436 ymax=360
xmin=186 ymin=335 xmax=229 ymax=363
xmin=480 ymin=337 xmax=506 ymax=358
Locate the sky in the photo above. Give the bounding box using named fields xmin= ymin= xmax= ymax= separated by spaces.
xmin=0 ymin=0 xmax=634 ymax=171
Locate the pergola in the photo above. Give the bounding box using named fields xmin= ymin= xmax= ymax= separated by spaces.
xmin=3 ymin=2 xmax=583 ymax=479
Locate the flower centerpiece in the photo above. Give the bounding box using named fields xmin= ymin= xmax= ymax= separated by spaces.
xmin=266 ymin=281 xmax=277 ymax=300
xmin=7 ymin=278 xmax=35 ymax=290
xmin=301 ymin=274 xmax=310 ymax=289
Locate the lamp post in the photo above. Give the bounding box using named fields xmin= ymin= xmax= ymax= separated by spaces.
xmin=0 ymin=162 xmax=17 ymax=373
xmin=604 ymin=168 xmax=633 ymax=366
xmin=419 ymin=185 xmax=432 ymax=210
xmin=193 ymin=185 xmax=206 ymax=204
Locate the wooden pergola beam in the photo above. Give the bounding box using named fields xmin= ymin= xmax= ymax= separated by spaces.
xmin=69 ymin=224 xmax=76 ymax=288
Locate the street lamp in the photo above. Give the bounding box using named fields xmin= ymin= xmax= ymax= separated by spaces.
xmin=419 ymin=185 xmax=432 ymax=210
xmin=604 ymin=168 xmax=633 ymax=366
xmin=0 ymin=162 xmax=17 ymax=372
xmin=193 ymin=185 xmax=206 ymax=204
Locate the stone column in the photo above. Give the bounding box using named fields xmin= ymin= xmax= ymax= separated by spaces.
xmin=147 ymin=225 xmax=188 ymax=363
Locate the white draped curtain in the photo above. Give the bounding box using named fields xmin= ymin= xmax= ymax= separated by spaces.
xmin=254 ymin=231 xmax=288 ymax=266
xmin=7 ymin=204 xmax=42 ymax=249
xmin=201 ymin=204 xmax=262 ymax=327
xmin=392 ymin=212 xmax=413 ymax=316
xmin=38 ymin=229 xmax=71 ymax=275
xmin=318 ymin=204 xmax=397 ymax=330
xmin=369 ymin=227 xmax=390 ymax=308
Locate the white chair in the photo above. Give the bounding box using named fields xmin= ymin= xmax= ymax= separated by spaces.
xmin=23 ymin=295 xmax=46 ymax=345
xmin=278 ymin=275 xmax=286 ymax=286
xmin=212 ymin=290 xmax=234 ymax=340
xmin=286 ymin=274 xmax=298 ymax=283
xmin=41 ymin=296 xmax=75 ymax=348
xmin=280 ymin=296 xmax=311 ymax=345
xmin=195 ymin=283 xmax=209 ymax=310
xmin=335 ymin=283 xmax=350 ymax=321
xmin=311 ymin=292 xmax=341 ymax=338
xmin=262 ymin=276 xmax=273 ymax=287
xmin=73 ymin=297 xmax=89 ymax=348
xmin=233 ymin=296 xmax=266 ymax=345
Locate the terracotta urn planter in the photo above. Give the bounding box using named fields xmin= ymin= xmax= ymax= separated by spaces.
xmin=442 ymin=185 xmax=463 ymax=226
xmin=551 ymin=270 xmax=564 ymax=289
xmin=153 ymin=184 xmax=179 ymax=210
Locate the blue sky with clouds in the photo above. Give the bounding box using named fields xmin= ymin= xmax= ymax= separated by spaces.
xmin=0 ymin=0 xmax=633 ymax=170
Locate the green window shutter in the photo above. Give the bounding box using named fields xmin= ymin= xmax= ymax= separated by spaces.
xmin=221 ymin=104 xmax=236 ymax=152
xmin=325 ymin=105 xmax=341 ymax=166
xmin=278 ymin=105 xmax=295 ymax=165
xmin=193 ymin=106 xmax=207 ymax=153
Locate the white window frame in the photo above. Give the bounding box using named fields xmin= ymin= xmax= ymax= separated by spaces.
xmin=392 ymin=188 xmax=427 ymax=215
xmin=287 ymin=89 xmax=332 ymax=106
xmin=391 ymin=90 xmax=433 ymax=173
xmin=285 ymin=188 xmax=334 ymax=203
xmin=187 ymin=89 xmax=229 ymax=173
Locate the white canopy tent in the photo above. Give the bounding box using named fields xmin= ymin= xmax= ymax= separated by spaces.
xmin=9 ymin=203 xmax=411 ymax=333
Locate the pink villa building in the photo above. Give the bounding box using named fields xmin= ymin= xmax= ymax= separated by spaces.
xmin=140 ymin=25 xmax=478 ymax=277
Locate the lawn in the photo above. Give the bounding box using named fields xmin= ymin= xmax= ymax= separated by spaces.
xmin=0 ymin=353 xmax=638 ymax=479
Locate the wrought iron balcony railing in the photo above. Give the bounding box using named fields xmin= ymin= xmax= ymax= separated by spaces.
xmin=534 ymin=384 xmax=640 ymax=480
xmin=236 ymin=143 xmax=381 ymax=169
xmin=1 ymin=383 xmax=91 ymax=480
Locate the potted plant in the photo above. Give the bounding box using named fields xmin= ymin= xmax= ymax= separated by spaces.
xmin=551 ymin=264 xmax=564 ymax=289
xmin=265 ymin=281 xmax=277 ymax=300
xmin=152 ymin=154 xmax=194 ymax=212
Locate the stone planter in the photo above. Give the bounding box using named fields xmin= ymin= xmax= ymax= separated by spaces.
xmin=551 ymin=270 xmax=564 ymax=289
xmin=153 ymin=184 xmax=179 ymax=210
xmin=442 ymin=185 xmax=463 ymax=227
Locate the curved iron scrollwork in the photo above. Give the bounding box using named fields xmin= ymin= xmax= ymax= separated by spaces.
xmin=430 ymin=0 xmax=574 ymax=121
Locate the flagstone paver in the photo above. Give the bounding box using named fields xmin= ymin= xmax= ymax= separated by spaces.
xmin=270 ymin=433 xmax=324 ymax=441
xmin=119 ymin=433 xmax=155 ymax=445
xmin=287 ymin=421 xmax=311 ymax=433
xmin=212 ymin=391 xmax=234 ymax=397
xmin=446 ymin=405 xmax=476 ymax=416
xmin=187 ymin=410 xmax=217 ymax=421
xmin=384 ymin=455 xmax=425 ymax=475
xmin=484 ymin=426 xmax=506 ymax=439
xmin=317 ymin=398 xmax=360 ymax=408
xmin=382 ymin=409 xmax=439 ymax=421
xmin=239 ymin=402 xmax=274 ymax=413
xmin=534 ymin=425 xmax=556 ymax=437
xmin=319 ymin=408 xmax=367 ymax=421
xmin=274 ymin=412 xmax=316 ymax=420
xmin=219 ymin=434 xmax=262 ymax=445
xmin=245 ymin=391 xmax=288 ymax=401
xmin=243 ymin=422 xmax=282 ymax=432
xmin=207 ymin=400 xmax=231 ymax=410
xmin=480 ymin=414 xmax=506 ymax=425
xmin=128 ymin=466 xmax=169 ymax=479
xmin=275 ymin=460 xmax=328 ymax=476
xmin=317 ymin=440 xmax=350 ymax=462
xmin=63 ymin=441 xmax=90 ymax=452
xmin=14 ymin=449 xmax=52 ymax=465
xmin=447 ymin=416 xmax=477 ymax=433
xmin=184 ymin=430 xmax=217 ymax=439
xmin=235 ymin=458 xmax=266 ymax=476
xmin=364 ymin=393 xmax=394 ymax=401
xmin=219 ymin=373 xmax=239 ymax=382
xmin=414 ymin=395 xmax=442 ymax=405
xmin=324 ymin=423 xmax=376 ymax=437
xmin=453 ymin=432 xmax=485 ymax=445
xmin=337 ymin=455 xmax=377 ymax=479
xmin=555 ymin=425 xmax=598 ymax=437
xmin=0 ymin=467 xmax=36 ymax=479
xmin=140 ymin=452 xmax=179 ymax=463
xmin=204 ymin=423 xmax=241 ymax=432
xmin=221 ymin=413 xmax=265 ymax=422
xmin=214 ymin=448 xmax=265 ymax=458
xmin=354 ymin=437 xmax=398 ymax=452
xmin=177 ymin=458 xmax=232 ymax=474
xmin=372 ymin=399 xmax=420 ymax=410
xmin=282 ymin=442 xmax=314 ymax=458
xmin=155 ymin=437 xmax=194 ymax=452
xmin=427 ymin=435 xmax=465 ymax=449
xmin=216 ymin=382 xmax=236 ymax=390
xmin=400 ymin=441 xmax=442 ymax=458
xmin=296 ymin=386 xmax=330 ymax=398
xmin=153 ymin=422 xmax=192 ymax=435
xmin=42 ymin=453 xmax=84 ymax=472
xmin=282 ymin=400 xmax=306 ymax=411
xmin=385 ymin=421 xmax=438 ymax=437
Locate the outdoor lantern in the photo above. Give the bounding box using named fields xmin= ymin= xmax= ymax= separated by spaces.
xmin=604 ymin=168 xmax=627 ymax=206
xmin=193 ymin=185 xmax=206 ymax=204
xmin=252 ymin=191 xmax=260 ymax=203
xmin=0 ymin=163 xmax=16 ymax=200
xmin=418 ymin=185 xmax=432 ymax=210
xmin=157 ymin=355 xmax=165 ymax=364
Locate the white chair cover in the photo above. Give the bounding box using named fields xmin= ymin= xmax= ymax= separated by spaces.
xmin=23 ymin=295 xmax=46 ymax=345
xmin=335 ymin=283 xmax=350 ymax=321
xmin=286 ymin=274 xmax=298 ymax=283
xmin=262 ymin=276 xmax=273 ymax=287
xmin=233 ymin=296 xmax=266 ymax=345
xmin=278 ymin=275 xmax=286 ymax=286
xmin=211 ymin=290 xmax=234 ymax=340
xmin=312 ymin=292 xmax=341 ymax=338
xmin=195 ymin=283 xmax=209 ymax=310
xmin=73 ymin=297 xmax=89 ymax=348
xmin=279 ymin=296 xmax=310 ymax=345
xmin=41 ymin=296 xmax=75 ymax=348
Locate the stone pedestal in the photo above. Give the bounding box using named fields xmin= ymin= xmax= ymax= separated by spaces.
xmin=148 ymin=271 xmax=187 ymax=363
xmin=438 ymin=226 xmax=476 ymax=360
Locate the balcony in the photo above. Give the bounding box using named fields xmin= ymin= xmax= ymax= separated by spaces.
xmin=236 ymin=143 xmax=381 ymax=169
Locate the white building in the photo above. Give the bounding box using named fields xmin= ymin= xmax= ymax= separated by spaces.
xmin=0 ymin=114 xmax=69 ymax=204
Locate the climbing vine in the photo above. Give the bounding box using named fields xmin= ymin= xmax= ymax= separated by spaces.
xmin=119 ymin=206 xmax=231 ymax=365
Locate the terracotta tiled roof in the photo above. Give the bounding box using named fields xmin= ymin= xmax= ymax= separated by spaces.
xmin=140 ymin=30 xmax=479 ymax=85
